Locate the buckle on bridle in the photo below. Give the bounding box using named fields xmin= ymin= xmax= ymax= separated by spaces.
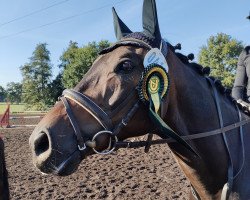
xmin=78 ymin=144 xmax=87 ymax=151
xmin=122 ymin=119 xmax=127 ymax=126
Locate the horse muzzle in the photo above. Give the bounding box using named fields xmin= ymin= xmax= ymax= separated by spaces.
xmin=29 ymin=127 xmax=83 ymax=176
xmin=30 ymin=129 xmax=51 ymax=163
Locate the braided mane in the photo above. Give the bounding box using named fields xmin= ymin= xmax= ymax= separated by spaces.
xmin=177 ymin=53 xmax=232 ymax=96
xmin=168 ymin=43 xmax=250 ymax=115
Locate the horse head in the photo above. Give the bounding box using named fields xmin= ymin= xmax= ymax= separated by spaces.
xmin=29 ymin=0 xmax=177 ymax=176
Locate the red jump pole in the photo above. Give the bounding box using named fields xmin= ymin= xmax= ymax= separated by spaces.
xmin=0 ymin=104 xmax=10 ymax=128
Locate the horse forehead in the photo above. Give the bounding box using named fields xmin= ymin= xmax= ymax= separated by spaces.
xmin=115 ymin=45 xmax=146 ymax=55
xmin=100 ymin=46 xmax=146 ymax=63
xmin=77 ymin=46 xmax=146 ymax=89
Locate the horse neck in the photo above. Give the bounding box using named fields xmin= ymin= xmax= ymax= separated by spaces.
xmin=163 ymin=50 xmax=223 ymax=134
xmin=162 ymin=50 xmax=239 ymax=198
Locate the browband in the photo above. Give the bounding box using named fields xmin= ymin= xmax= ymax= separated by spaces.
xmin=100 ymin=38 xmax=168 ymax=57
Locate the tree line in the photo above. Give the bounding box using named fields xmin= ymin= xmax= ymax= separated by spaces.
xmin=0 ymin=33 xmax=244 ymax=110
xmin=0 ymin=40 xmax=110 ymax=110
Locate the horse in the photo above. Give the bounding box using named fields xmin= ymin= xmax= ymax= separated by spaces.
xmin=29 ymin=0 xmax=250 ymax=199
xmin=0 ymin=137 xmax=9 ymax=200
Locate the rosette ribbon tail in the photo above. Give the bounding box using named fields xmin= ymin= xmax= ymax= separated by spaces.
xmin=149 ymin=100 xmax=199 ymax=157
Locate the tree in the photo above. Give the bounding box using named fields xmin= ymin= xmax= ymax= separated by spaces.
xmin=6 ymin=82 xmax=22 ymax=103
xmin=0 ymin=86 xmax=6 ymax=102
xmin=20 ymin=43 xmax=52 ymax=110
xmin=47 ymin=73 xmax=65 ymax=104
xmin=60 ymin=40 xmax=110 ymax=88
xmin=198 ymin=33 xmax=244 ymax=88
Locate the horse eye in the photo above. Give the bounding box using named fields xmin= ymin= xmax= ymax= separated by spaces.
xmin=118 ymin=60 xmax=134 ymax=73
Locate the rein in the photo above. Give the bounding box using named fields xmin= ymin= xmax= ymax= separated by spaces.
xmin=114 ymin=116 xmax=250 ymax=149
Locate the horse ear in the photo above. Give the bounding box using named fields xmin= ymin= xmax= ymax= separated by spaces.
xmin=142 ymin=0 xmax=161 ymax=40
xmin=112 ymin=7 xmax=132 ymax=40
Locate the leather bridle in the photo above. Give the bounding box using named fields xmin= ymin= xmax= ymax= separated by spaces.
xmin=61 ymin=89 xmax=140 ymax=155
xmin=60 ymin=39 xmax=250 ymax=162
xmin=58 ymin=39 xmax=250 ymax=200
xmin=60 ymin=39 xmax=154 ymax=155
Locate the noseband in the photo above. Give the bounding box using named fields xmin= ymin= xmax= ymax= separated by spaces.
xmin=61 ymin=88 xmax=140 ymax=155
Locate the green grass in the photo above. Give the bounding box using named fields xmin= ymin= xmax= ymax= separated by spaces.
xmin=0 ymin=103 xmax=25 ymax=114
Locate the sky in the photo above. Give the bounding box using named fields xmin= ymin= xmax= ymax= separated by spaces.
xmin=0 ymin=0 xmax=249 ymax=88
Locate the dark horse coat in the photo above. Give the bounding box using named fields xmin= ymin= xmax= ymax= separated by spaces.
xmin=0 ymin=137 xmax=9 ymax=200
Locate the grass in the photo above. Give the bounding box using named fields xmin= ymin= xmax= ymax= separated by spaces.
xmin=0 ymin=103 xmax=25 ymax=114
xmin=0 ymin=103 xmax=48 ymax=115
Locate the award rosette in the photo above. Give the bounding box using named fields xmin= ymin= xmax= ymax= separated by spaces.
xmin=138 ymin=63 xmax=169 ymax=113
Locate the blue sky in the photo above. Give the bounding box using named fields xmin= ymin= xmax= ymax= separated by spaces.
xmin=0 ymin=0 xmax=249 ymax=88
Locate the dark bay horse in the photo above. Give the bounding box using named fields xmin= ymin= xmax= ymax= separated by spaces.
xmin=0 ymin=137 xmax=9 ymax=200
xmin=29 ymin=0 xmax=250 ymax=199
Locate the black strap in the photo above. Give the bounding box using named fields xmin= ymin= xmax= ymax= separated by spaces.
xmin=191 ymin=186 xmax=201 ymax=200
xmin=100 ymin=39 xmax=151 ymax=55
xmin=63 ymin=89 xmax=113 ymax=130
xmin=61 ymin=97 xmax=86 ymax=149
xmin=109 ymin=89 xmax=137 ymax=118
xmin=144 ymin=133 xmax=153 ymax=153
xmin=112 ymin=102 xmax=140 ymax=136
xmin=206 ymin=77 xmax=233 ymax=199
xmin=233 ymin=106 xmax=245 ymax=179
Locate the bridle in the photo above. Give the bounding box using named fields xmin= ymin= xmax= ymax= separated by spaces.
xmin=60 ymin=38 xmax=158 ymax=155
xmin=60 ymin=38 xmax=250 ymax=161
xmin=59 ymin=39 xmax=250 ymax=198
xmin=60 ymin=88 xmax=140 ymax=155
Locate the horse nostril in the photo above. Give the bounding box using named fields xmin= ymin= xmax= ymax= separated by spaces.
xmin=34 ymin=131 xmax=50 ymax=156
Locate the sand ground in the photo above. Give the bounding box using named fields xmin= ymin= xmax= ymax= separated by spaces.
xmin=1 ymin=118 xmax=190 ymax=199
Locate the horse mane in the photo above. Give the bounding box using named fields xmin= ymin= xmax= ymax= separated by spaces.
xmin=176 ymin=53 xmax=232 ymax=93
xmin=170 ymin=44 xmax=250 ymax=115
xmin=168 ymin=42 xmax=237 ymax=103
